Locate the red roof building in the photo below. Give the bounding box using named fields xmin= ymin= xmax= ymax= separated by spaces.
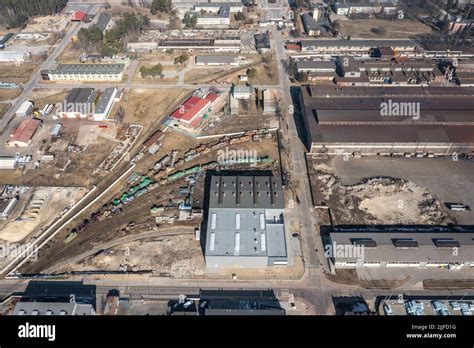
xmin=286 ymin=44 xmax=301 ymax=52
xmin=8 ymin=118 xmax=42 ymax=147
xmin=71 ymin=11 xmax=87 ymax=22
xmin=170 ymin=92 xmax=222 ymax=128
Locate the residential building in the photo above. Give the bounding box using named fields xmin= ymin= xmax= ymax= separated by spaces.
xmin=296 ymin=60 xmax=337 ymax=81
xmin=41 ymin=64 xmax=125 ymax=82
xmin=296 ymin=60 xmax=336 ymax=73
xmin=205 ymin=174 xmax=288 ymax=271
xmin=194 ymin=2 xmax=243 ymax=12
xmin=7 ymin=118 xmax=42 ymax=147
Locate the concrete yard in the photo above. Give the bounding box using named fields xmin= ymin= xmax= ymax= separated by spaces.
xmin=330 ymin=156 xmax=474 ymax=225
xmin=309 ymin=157 xmax=458 ymax=226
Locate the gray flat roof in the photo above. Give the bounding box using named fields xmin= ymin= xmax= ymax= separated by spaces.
xmin=206 ymin=208 xmax=287 ymax=258
xmin=95 ymin=87 xmax=117 ymax=114
xmin=300 ymin=85 xmax=474 ymax=145
xmin=65 ymin=87 xmax=96 ymax=105
xmin=296 ymin=60 xmax=336 ymax=71
xmin=196 ymin=55 xmax=238 ymax=64
xmin=14 ymin=302 xmax=95 ymax=315
xmin=326 ymin=230 xmax=474 ymax=263
xmin=209 ymin=175 xmax=284 ymax=209
xmin=301 ymin=39 xmax=416 ymax=48
xmin=254 ymin=33 xmax=270 ymax=49
xmin=95 ymin=12 xmax=111 ymax=32
xmin=51 ymin=63 xmax=124 ymax=75
xmin=205 ymin=175 xmax=287 ymax=260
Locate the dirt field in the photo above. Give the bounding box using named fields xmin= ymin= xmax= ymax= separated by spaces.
xmin=0 ymin=56 xmax=45 ymax=84
xmin=309 ymin=158 xmax=454 ymax=226
xmin=0 ymin=187 xmax=87 ymax=244
xmin=185 ymin=55 xmax=278 ymax=85
xmin=335 ymin=19 xmax=433 ymax=39
xmin=0 ymin=103 xmax=10 ymax=119
xmin=203 ymin=113 xmax=279 ymax=135
xmin=0 ymin=89 xmax=22 ymax=102
xmin=423 ymin=279 xmax=474 ymax=289
xmin=56 ymin=42 xmax=79 ymax=63
xmin=115 ymin=89 xmax=188 ymax=129
xmin=327 ymin=269 xmax=410 ymax=288
xmin=71 ymin=234 xmax=205 ymax=277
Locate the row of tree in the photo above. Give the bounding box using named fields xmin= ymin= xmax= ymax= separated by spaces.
xmin=0 ymin=0 xmax=67 ymax=28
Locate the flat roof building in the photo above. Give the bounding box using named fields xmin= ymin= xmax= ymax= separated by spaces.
xmin=59 ymin=88 xmax=97 ymax=119
xmin=255 ymin=32 xmax=271 ymax=52
xmin=198 ymin=289 xmax=285 ymax=315
xmin=195 ymin=55 xmax=240 ymax=65
xmin=0 ymin=156 xmax=17 ymax=170
xmin=232 ymin=84 xmax=251 ymax=99
xmin=15 ymin=101 xmax=34 ymax=117
xmin=322 ymin=226 xmax=474 ymax=269
xmin=13 ymin=301 xmax=95 ymax=315
xmin=41 ymin=64 xmax=125 ymax=82
xmin=93 ymin=87 xmax=121 ymax=121
xmin=95 ymin=12 xmax=112 ymax=33
xmin=205 ymin=174 xmax=288 ymax=271
xmin=300 ymin=85 xmax=474 ymax=157
xmin=300 ymin=39 xmax=417 ymax=53
xmin=0 ymin=51 xmax=30 ymax=63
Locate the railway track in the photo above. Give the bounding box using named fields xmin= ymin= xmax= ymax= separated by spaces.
xmin=44 ymin=227 xmax=195 ymax=274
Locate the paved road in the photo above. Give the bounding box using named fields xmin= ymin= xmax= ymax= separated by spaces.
xmin=0 ymin=4 xmax=99 ymax=136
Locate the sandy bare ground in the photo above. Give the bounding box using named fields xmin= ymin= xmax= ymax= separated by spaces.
xmin=72 ymin=234 xmax=205 ymax=277
xmin=0 ymin=187 xmax=87 ymax=244
xmin=313 ymin=163 xmax=453 ymax=225
xmin=335 ymin=19 xmax=433 ymax=39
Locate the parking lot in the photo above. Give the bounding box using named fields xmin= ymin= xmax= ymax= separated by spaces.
xmin=331 ymin=156 xmax=474 ymax=225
